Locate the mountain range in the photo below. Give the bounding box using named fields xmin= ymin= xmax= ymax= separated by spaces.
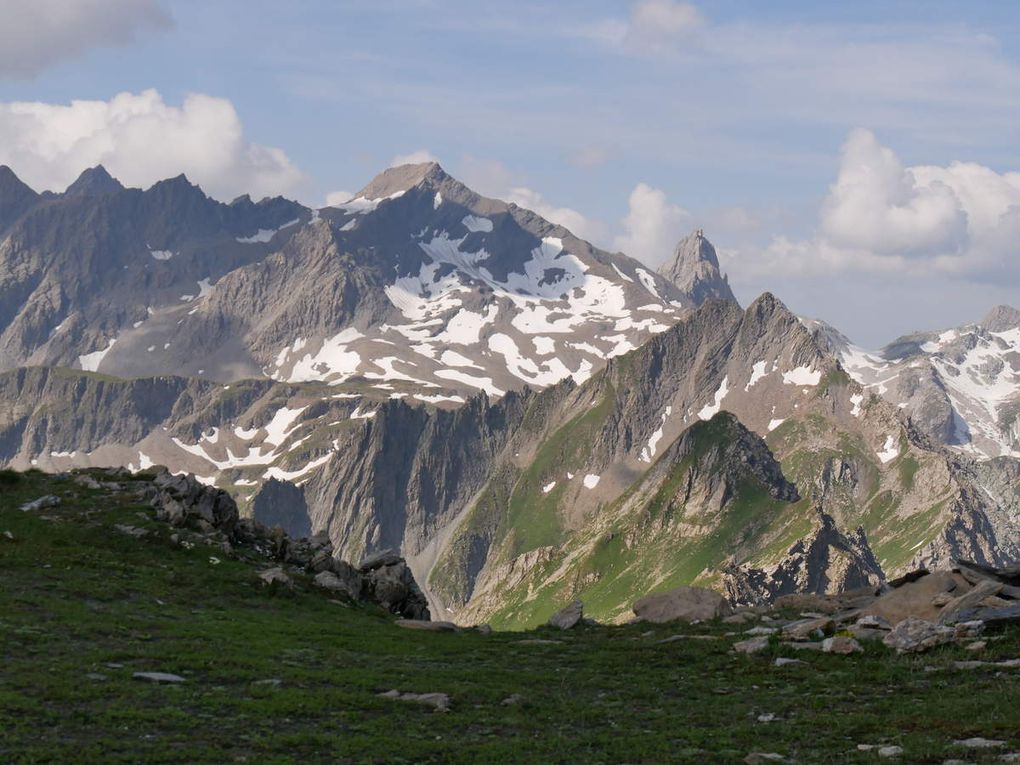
xmin=1 ymin=161 xmax=1018 ymax=627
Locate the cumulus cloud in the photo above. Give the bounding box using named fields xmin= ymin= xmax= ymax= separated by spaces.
xmin=820 ymin=129 xmax=968 ymax=257
xmin=613 ymin=183 xmax=691 ymax=264
xmin=583 ymin=0 xmax=705 ymax=53
xmin=748 ymin=130 xmax=1020 ymax=280
xmin=0 ymin=89 xmax=306 ymax=201
xmin=505 ymin=186 xmax=608 ymax=244
xmin=0 ymin=0 xmax=171 ymax=78
xmin=455 ymin=155 xmax=607 ymax=244
xmin=390 ymin=149 xmax=439 ymax=166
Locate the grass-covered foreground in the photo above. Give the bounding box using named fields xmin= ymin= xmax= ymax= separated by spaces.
xmin=3 ymin=469 xmax=1020 ymax=764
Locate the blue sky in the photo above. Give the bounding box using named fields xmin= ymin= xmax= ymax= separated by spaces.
xmin=2 ymin=0 xmax=1019 ymax=345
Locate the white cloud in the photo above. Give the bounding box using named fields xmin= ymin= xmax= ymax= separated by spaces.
xmin=0 ymin=0 xmax=171 ymax=78
xmin=390 ymin=149 xmax=439 ymax=166
xmin=0 ymin=89 xmax=306 ymax=201
xmin=744 ymin=129 xmax=1020 ymax=280
xmin=455 ymin=155 xmax=607 ymax=244
xmin=613 ymin=183 xmax=691 ymax=264
xmin=820 ymin=129 xmax=968 ymax=257
xmin=581 ymin=1 xmax=704 ymax=53
xmin=505 ymin=186 xmax=608 ymax=244
xmin=325 ymin=190 xmax=354 ymax=207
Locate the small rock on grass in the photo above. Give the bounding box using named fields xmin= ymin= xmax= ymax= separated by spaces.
xmin=547 ymin=600 xmax=583 ymax=630
xmin=878 ymin=745 xmax=904 ymax=757
xmin=744 ymin=753 xmax=786 ymax=764
xmin=501 ymin=694 xmax=524 ymax=706
xmin=953 ymin=737 xmax=1005 ymax=749
xmin=822 ymin=636 xmax=863 ymax=655
xmin=733 ymin=636 xmax=770 ymax=655
xmin=378 ymin=689 xmax=450 ymax=712
xmin=257 ymin=567 xmax=292 ymax=587
xmin=133 ymin=671 xmax=185 ymax=684
xmin=774 ymin=658 xmax=806 ymax=667
xmin=19 ymin=495 xmax=61 ymax=512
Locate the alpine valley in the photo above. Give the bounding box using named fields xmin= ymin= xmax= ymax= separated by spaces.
xmin=3 ymin=161 xmax=1020 ymax=628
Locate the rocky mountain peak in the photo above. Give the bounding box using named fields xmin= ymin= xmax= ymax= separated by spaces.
xmin=64 ymin=165 xmax=125 ymax=197
xmin=981 ymin=304 xmax=1020 ymax=333
xmin=355 ymin=161 xmax=449 ymax=201
xmin=0 ymin=165 xmax=39 ymax=228
xmin=658 ymin=228 xmax=737 ymax=307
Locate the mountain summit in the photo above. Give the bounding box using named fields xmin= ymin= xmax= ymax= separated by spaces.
xmin=658 ymin=229 xmax=737 ymax=307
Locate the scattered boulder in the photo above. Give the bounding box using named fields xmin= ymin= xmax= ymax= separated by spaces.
xmin=882 ymin=617 xmax=956 ymax=654
xmin=360 ymin=555 xmax=430 ymax=620
xmin=782 ymin=617 xmax=835 ymax=641
xmin=313 ymin=570 xmax=360 ymax=599
xmin=953 ymin=737 xmax=1005 ymax=749
xmin=822 ymin=636 xmax=862 ymax=655
xmin=733 ymin=636 xmax=770 ymax=655
xmin=378 ymin=689 xmax=450 ymax=712
xmin=743 ymin=753 xmax=786 ymax=764
xmin=132 ymin=671 xmax=185 ymax=684
xmin=773 ymin=658 xmax=805 ymax=667
xmin=19 ymin=495 xmax=61 ymax=512
xmin=257 ymin=567 xmax=292 ymax=587
xmin=633 ymin=586 xmax=732 ymax=623
xmin=548 ymin=600 xmax=584 ymax=630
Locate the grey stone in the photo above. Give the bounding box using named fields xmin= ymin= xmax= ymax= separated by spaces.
xmin=883 ymin=617 xmax=956 ymax=654
xmin=548 ymin=600 xmax=583 ymax=630
xmin=733 ymin=636 xmax=770 ymax=655
xmin=822 ymin=636 xmax=863 ymax=655
xmin=378 ymin=689 xmax=450 ymax=712
xmin=20 ymin=495 xmax=61 ymax=512
xmin=133 ymin=671 xmax=185 ymax=683
xmin=633 ymin=586 xmax=732 ymax=624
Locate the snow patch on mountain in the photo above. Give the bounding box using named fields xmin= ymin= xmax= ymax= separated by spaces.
xmin=79 ymin=338 xmax=117 ymax=372
xmin=782 ymin=366 xmax=821 ymax=386
xmin=698 ymin=377 xmax=729 ymax=420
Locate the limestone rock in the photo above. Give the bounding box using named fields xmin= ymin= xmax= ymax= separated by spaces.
xmin=133 ymin=671 xmax=185 ymax=683
xmin=257 ymin=567 xmax=292 ymax=587
xmin=822 ymin=636 xmax=863 ymax=655
xmin=882 ymin=617 xmax=956 ymax=654
xmin=633 ymin=586 xmax=732 ymax=624
xmin=548 ymin=600 xmax=584 ymax=630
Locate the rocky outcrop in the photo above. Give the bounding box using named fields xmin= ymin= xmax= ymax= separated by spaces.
xmin=723 ymin=511 xmax=885 ymax=606
xmin=141 ymin=467 xmax=430 ymax=620
xmin=657 ymin=229 xmax=737 ymax=307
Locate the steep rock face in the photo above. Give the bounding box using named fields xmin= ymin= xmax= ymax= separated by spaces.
xmin=0 ymin=165 xmax=39 ymax=231
xmin=657 ymin=229 xmax=737 ymax=307
xmin=251 ymin=478 xmax=312 ymax=538
xmin=723 ymin=511 xmax=884 ymax=606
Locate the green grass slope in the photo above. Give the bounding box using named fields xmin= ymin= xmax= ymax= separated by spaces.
xmin=3 ymin=469 xmax=1020 ymax=764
